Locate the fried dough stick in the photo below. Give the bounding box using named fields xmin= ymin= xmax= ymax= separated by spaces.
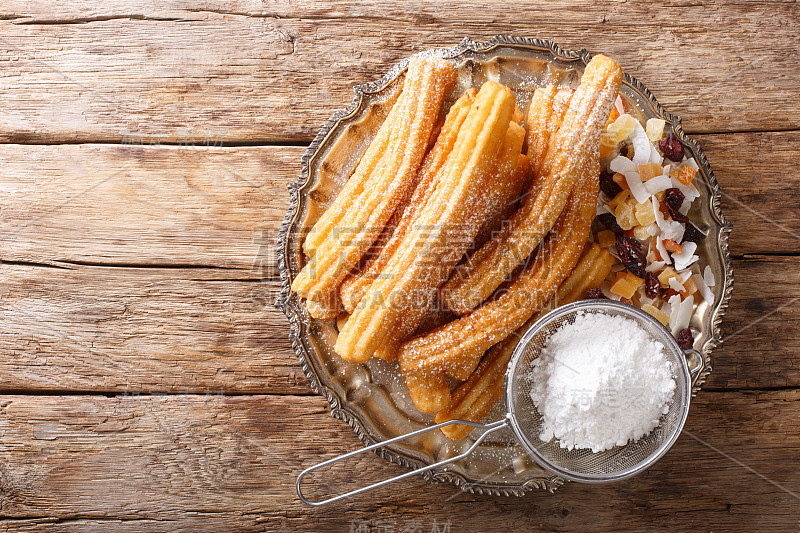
xmin=334 ymin=81 xmax=517 ymax=363
xmin=398 ymin=151 xmax=600 ymax=413
xmin=441 ymin=55 xmax=621 ymax=315
xmin=338 ymin=88 xmax=478 ymax=314
xmin=293 ymin=57 xmax=456 ymax=305
xmin=434 ymin=243 xmax=614 ymax=439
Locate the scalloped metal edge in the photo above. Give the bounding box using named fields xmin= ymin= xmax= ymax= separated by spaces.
xmin=276 ymin=35 xmax=733 ymax=497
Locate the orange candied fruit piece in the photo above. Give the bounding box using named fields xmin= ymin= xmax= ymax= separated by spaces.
xmin=610 ymin=271 xmax=644 ymax=299
xmin=612 ymin=172 xmax=629 ymax=190
xmin=663 ymin=239 xmax=683 ymax=254
xmin=596 ymin=229 xmax=616 ymax=248
xmin=637 ymin=162 xmax=663 ymax=181
xmin=676 ymin=166 xmax=697 ymax=185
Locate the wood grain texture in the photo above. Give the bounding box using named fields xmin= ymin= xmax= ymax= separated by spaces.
xmin=0 ymin=144 xmax=292 ymax=271
xmin=0 ymin=256 xmax=796 ymax=394
xmin=0 ymin=1 xmax=798 ymax=143
xmin=0 ymin=133 xmax=798 ymax=275
xmin=0 ymin=392 xmax=796 ymax=532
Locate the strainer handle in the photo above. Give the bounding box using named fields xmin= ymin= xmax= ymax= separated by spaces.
xmin=296 ymin=418 xmax=509 ymax=506
xmin=684 ymin=349 xmax=704 ymax=386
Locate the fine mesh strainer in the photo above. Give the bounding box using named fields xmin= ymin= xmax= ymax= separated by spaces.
xmin=297 ymin=300 xmax=704 ymax=505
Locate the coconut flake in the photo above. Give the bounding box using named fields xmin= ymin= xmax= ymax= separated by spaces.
xmin=631 ymin=122 xmax=652 ymax=165
xmin=655 ymin=236 xmax=671 ymax=266
xmin=679 ymin=198 xmax=691 ymax=215
xmin=625 ymin=170 xmax=650 ymax=204
xmin=685 ymin=157 xmax=699 ymax=170
xmin=693 ymin=273 xmax=715 ymax=305
xmin=671 ymin=295 xmax=694 ymax=335
xmin=679 ymin=269 xmax=693 ymax=283
xmin=668 ymin=277 xmax=686 ymax=292
xmin=644 ymin=174 xmax=672 ymax=195
xmin=704 ymin=265 xmax=716 ymax=287
xmin=668 ymin=294 xmax=682 ymax=329
xmin=645 ymin=222 xmax=659 ymax=236
xmin=673 ymin=241 xmax=699 ymax=271
xmin=646 ymin=260 xmax=665 ymax=273
xmin=610 ymin=155 xmax=636 ymax=174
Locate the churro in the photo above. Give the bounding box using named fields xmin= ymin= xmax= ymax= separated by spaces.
xmin=526 ymin=85 xmax=574 ymax=182
xmin=434 ymin=332 xmax=517 ymax=439
xmin=293 ymin=57 xmax=456 ymax=304
xmin=434 ymin=241 xmax=613 ymax=439
xmin=335 ymin=81 xmax=517 ymax=363
xmin=399 ymin=149 xmax=601 ymax=388
xmin=338 ymin=88 xmax=478 ymax=314
xmin=372 ymin=119 xmax=527 ymax=363
xmin=441 ymin=55 xmax=621 ymax=315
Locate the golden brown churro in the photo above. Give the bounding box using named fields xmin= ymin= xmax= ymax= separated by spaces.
xmin=292 ymin=57 xmax=456 ymax=304
xmin=399 ymin=149 xmax=601 ymax=396
xmin=338 ymin=88 xmax=478 ymax=314
xmin=371 ymin=119 xmax=527 ymax=363
xmin=440 ymin=55 xmax=622 ymax=315
xmin=525 ymin=85 xmax=575 ymax=181
xmin=434 ymin=333 xmax=517 ymax=439
xmin=334 ymin=81 xmax=517 ymax=364
xmin=434 ymin=241 xmax=613 ymax=439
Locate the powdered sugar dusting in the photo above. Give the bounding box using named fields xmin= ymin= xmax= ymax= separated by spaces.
xmin=527 ymin=312 xmax=676 ymax=452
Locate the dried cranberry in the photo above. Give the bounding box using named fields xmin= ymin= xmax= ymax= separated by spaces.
xmin=677 ymin=327 xmax=694 ymax=350
xmin=645 ymin=272 xmax=660 ymax=299
xmin=683 ymin=223 xmax=704 ymax=243
xmin=597 ymin=213 xmax=623 ymax=235
xmin=616 ymin=235 xmax=646 ymax=278
xmin=663 ymin=188 xmax=689 ymax=223
xmin=658 ymin=136 xmax=684 ymax=162
xmin=599 ymin=170 xmax=622 ymax=198
xmin=586 ymin=288 xmax=605 ymax=299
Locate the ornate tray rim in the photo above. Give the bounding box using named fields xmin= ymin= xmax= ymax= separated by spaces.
xmin=276 ymin=35 xmax=734 ymax=496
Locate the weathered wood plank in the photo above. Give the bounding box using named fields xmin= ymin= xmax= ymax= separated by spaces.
xmin=0 ymin=256 xmax=796 ymax=393
xmin=0 ymin=144 xmax=293 ymax=271
xmin=0 ymin=265 xmax=304 ymax=394
xmin=0 ymin=1 xmax=798 ymax=142
xmin=0 ymin=133 xmax=798 ymax=274
xmin=0 ymin=392 xmax=796 ymax=532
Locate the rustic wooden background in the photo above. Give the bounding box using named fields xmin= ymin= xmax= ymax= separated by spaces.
xmin=1 ymin=1 xmax=798 ymax=531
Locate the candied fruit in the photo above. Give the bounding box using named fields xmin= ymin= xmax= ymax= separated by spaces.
xmin=607 ymin=114 xmax=638 ymax=143
xmin=642 ymin=303 xmax=670 ymax=327
xmin=637 ymin=162 xmax=663 ymax=181
xmin=645 ymin=118 xmax=666 ymax=142
xmin=610 ymin=271 xmax=644 ymax=299
xmin=597 ymin=229 xmax=617 ymax=248
xmin=676 ymin=165 xmax=697 ymax=185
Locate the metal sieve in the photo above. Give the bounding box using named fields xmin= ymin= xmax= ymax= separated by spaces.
xmin=297 ymin=300 xmax=703 ymax=505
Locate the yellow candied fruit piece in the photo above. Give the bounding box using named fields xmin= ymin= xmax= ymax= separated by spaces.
xmin=637 ymin=162 xmax=663 ymax=181
xmin=646 ymin=118 xmax=666 ymax=142
xmin=634 ymin=201 xmax=656 ymax=226
xmin=606 ymin=114 xmax=638 ymax=144
xmin=680 ymin=275 xmax=699 ymax=297
xmin=658 ymin=266 xmax=680 ymax=288
xmin=599 ymin=132 xmax=618 ymax=159
xmin=614 ymin=201 xmax=637 ymax=231
xmin=633 ymin=225 xmax=651 ymax=240
xmin=641 ymin=303 xmax=670 ymax=326
xmin=597 ymin=229 xmax=616 ymax=248
xmin=610 ymin=271 xmax=644 ymax=299
xmin=608 ymin=189 xmax=631 ymax=210
xmin=676 ymin=165 xmax=697 ymax=185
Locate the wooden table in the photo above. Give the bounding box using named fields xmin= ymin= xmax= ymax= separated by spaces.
xmin=1 ymin=2 xmax=798 ymax=531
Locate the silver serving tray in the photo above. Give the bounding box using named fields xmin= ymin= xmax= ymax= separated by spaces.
xmin=276 ymin=36 xmax=734 ymax=495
